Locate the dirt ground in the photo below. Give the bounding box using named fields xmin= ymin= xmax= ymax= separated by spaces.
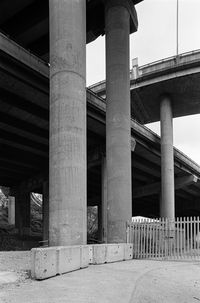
xmin=0 ymin=253 xmax=200 ymax=303
xmin=0 ymin=251 xmax=31 ymax=272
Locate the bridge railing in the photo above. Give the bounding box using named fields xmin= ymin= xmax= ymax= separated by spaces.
xmin=135 ymin=49 xmax=200 ymax=78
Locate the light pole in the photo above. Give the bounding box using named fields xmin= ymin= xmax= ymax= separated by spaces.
xmin=176 ymin=0 xmax=179 ymax=56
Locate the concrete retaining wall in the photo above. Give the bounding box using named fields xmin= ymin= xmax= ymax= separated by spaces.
xmin=31 ymin=244 xmax=133 ymax=280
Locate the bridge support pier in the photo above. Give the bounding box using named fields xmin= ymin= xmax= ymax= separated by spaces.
xmin=105 ymin=0 xmax=135 ymax=242
xmin=49 ymin=0 xmax=87 ymax=246
xmin=101 ymin=156 xmax=108 ymax=243
xmin=160 ymin=95 xmax=175 ymax=219
xmin=42 ymin=181 xmax=49 ymax=243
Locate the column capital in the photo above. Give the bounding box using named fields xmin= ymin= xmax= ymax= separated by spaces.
xmin=104 ymin=0 xmax=138 ymax=32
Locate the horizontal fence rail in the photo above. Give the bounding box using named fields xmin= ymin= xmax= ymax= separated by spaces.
xmin=127 ymin=217 xmax=200 ymax=260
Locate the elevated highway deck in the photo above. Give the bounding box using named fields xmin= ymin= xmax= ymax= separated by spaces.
xmin=90 ymin=50 xmax=200 ymax=123
xmin=0 ymin=0 xmax=142 ymax=62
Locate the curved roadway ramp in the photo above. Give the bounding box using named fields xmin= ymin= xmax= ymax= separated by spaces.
xmin=90 ymin=49 xmax=200 ymax=124
xmin=1 ymin=260 xmax=200 ymax=303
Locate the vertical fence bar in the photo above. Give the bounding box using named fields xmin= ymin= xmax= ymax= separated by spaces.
xmin=138 ymin=221 xmax=141 ymax=258
xmin=136 ymin=224 xmax=138 ymax=258
xmin=155 ymin=219 xmax=158 ymax=259
xmin=172 ymin=218 xmax=175 ymax=260
xmin=144 ymin=220 xmax=147 ymax=258
xmin=162 ymin=217 xmax=165 ymax=259
xmin=152 ymin=220 xmax=155 ymax=259
xmin=158 ymin=218 xmax=161 ymax=259
xmin=138 ymin=222 xmax=141 ymax=259
xmin=186 ymin=216 xmax=189 ymax=257
xmin=139 ymin=220 xmax=142 ymax=259
xmin=148 ymin=221 xmax=152 ymax=258
xmin=143 ymin=219 xmax=146 ymax=259
xmin=165 ymin=218 xmax=168 ymax=259
xmin=132 ymin=224 xmax=135 ymax=258
xmin=160 ymin=218 xmax=162 ymax=259
xmin=194 ymin=217 xmax=197 ymax=259
xmin=180 ymin=217 xmax=183 ymax=260
xmin=140 ymin=220 xmax=143 ymax=259
xmin=197 ymin=217 xmax=200 ymax=259
xmin=146 ymin=219 xmax=150 ymax=258
xmin=183 ymin=216 xmax=186 ymax=258
xmin=190 ymin=216 xmax=193 ymax=259
xmin=176 ymin=217 xmax=179 ymax=260
xmin=172 ymin=218 xmax=174 ymax=259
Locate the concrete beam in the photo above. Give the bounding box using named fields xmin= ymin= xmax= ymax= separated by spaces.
xmin=133 ymin=175 xmax=198 ymax=199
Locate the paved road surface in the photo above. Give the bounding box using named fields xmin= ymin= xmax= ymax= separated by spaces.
xmin=0 ymin=259 xmax=200 ymax=302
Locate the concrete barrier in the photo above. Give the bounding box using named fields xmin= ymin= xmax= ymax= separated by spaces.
xmin=31 ymin=244 xmax=133 ymax=280
xmin=89 ymin=244 xmax=133 ymax=265
xmin=31 ymin=245 xmax=89 ymax=280
xmin=31 ymin=247 xmax=58 ymax=280
xmin=124 ymin=244 xmax=133 ymax=260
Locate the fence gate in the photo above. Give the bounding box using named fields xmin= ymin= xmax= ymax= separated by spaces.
xmin=127 ymin=217 xmax=200 ymax=260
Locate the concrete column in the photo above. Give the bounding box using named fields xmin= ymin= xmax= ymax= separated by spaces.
xmin=160 ymin=95 xmax=175 ymax=219
xmin=8 ymin=196 xmax=15 ymax=226
xmin=49 ymin=0 xmax=86 ymax=246
xmin=101 ymin=156 xmax=107 ymax=243
xmin=42 ymin=181 xmax=49 ymax=243
xmin=97 ymin=203 xmax=102 ymax=243
xmin=105 ymin=1 xmax=132 ymax=242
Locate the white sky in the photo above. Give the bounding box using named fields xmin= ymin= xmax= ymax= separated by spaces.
xmin=86 ymin=0 xmax=200 ymax=165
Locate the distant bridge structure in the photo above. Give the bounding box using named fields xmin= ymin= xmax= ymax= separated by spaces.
xmin=90 ymin=49 xmax=200 ymax=123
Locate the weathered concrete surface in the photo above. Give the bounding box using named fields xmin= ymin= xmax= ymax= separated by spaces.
xmin=89 ymin=244 xmax=133 ymax=264
xmin=1 ymin=260 xmax=200 ymax=302
xmin=31 ymin=246 xmax=89 ymax=280
xmin=160 ymin=95 xmax=175 ymax=219
xmin=105 ymin=0 xmax=132 ymax=243
xmin=49 ymin=0 xmax=87 ymax=246
xmin=42 ymin=181 xmax=49 ymax=242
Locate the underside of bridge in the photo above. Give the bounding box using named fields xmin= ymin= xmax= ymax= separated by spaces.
xmin=0 ymin=0 xmax=200 ymax=248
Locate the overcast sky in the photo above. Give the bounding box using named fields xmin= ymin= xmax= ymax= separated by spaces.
xmin=86 ymin=0 xmax=200 ymax=165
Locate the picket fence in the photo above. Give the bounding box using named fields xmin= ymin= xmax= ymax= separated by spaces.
xmin=127 ymin=217 xmax=200 ymax=260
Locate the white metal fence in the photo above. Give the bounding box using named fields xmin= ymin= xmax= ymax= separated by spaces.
xmin=127 ymin=217 xmax=200 ymax=260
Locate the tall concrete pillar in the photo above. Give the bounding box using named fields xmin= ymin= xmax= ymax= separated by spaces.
xmin=101 ymin=156 xmax=107 ymax=243
xmin=42 ymin=181 xmax=49 ymax=243
xmin=105 ymin=0 xmax=136 ymax=242
xmin=49 ymin=0 xmax=86 ymax=246
xmin=160 ymin=95 xmax=175 ymax=219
